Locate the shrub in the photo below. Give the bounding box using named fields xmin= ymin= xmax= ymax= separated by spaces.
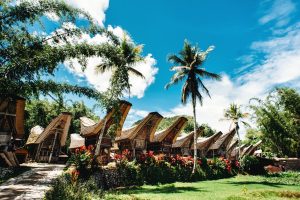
xmin=240 ymin=155 xmax=266 ymax=175
xmin=67 ymin=145 xmax=94 ymax=177
xmin=45 ymin=174 xmax=103 ymax=200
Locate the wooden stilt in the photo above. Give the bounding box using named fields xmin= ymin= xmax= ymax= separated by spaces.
xmin=0 ymin=152 xmax=13 ymax=167
xmin=4 ymin=151 xmax=18 ymax=167
xmin=48 ymin=131 xmax=58 ymax=163
xmin=35 ymin=142 xmax=42 ymax=162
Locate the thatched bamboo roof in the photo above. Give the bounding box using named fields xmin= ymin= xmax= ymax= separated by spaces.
xmin=0 ymin=95 xmax=25 ymax=139
xmin=172 ymin=127 xmax=204 ymax=148
xmin=152 ymin=117 xmax=188 ymax=143
xmin=192 ymin=131 xmax=222 ymax=150
xmin=241 ymin=145 xmax=253 ymax=157
xmin=26 ymin=125 xmax=44 ymax=145
xmin=246 ymin=140 xmax=262 ymax=156
xmin=115 ymin=112 xmax=163 ymax=142
xmin=230 ymin=144 xmax=246 ymax=158
xmin=33 ymin=112 xmax=72 ymax=146
xmin=209 ymin=126 xmax=236 ymax=150
xmin=226 ymin=138 xmax=238 ymax=152
xmin=80 ymin=101 xmax=132 ymax=137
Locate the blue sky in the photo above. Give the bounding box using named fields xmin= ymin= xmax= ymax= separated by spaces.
xmin=46 ymin=0 xmax=300 ymax=136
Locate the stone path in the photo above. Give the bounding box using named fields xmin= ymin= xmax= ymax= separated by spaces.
xmin=0 ymin=163 xmax=65 ymax=200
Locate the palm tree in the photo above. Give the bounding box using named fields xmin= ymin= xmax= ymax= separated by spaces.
xmin=222 ymin=103 xmax=249 ymax=159
xmin=96 ymin=35 xmax=145 ymax=97
xmin=94 ymin=35 xmax=145 ymax=157
xmin=165 ymin=40 xmax=221 ymax=173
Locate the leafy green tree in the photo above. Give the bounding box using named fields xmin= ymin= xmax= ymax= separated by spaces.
xmin=250 ymin=88 xmax=300 ymax=157
xmin=0 ymin=0 xmax=116 ymax=99
xmin=243 ymin=128 xmax=262 ymax=146
xmin=165 ymin=40 xmax=221 ymax=173
xmin=222 ymin=103 xmax=249 ymax=159
xmin=24 ymin=98 xmax=98 ymax=140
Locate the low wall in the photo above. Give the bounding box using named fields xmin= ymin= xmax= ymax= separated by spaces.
xmin=274 ymin=158 xmax=300 ymax=171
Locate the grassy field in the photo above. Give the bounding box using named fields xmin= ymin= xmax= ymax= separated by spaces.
xmin=106 ymin=173 xmax=300 ymax=200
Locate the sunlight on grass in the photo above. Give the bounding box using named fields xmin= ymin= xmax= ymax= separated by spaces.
xmin=106 ymin=175 xmax=300 ymax=200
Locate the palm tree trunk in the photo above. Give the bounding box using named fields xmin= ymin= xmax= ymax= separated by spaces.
xmin=235 ymin=122 xmax=241 ymax=160
xmin=192 ymin=103 xmax=197 ymax=174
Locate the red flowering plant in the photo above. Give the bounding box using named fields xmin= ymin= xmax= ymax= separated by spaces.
xmin=68 ymin=145 xmax=94 ymax=175
xmin=114 ymin=149 xmax=131 ymax=162
xmin=208 ymin=157 xmax=234 ymax=178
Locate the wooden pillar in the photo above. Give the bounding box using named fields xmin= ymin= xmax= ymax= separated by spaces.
xmin=48 ymin=131 xmax=58 ymax=163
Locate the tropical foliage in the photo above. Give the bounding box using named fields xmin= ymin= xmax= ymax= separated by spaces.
xmin=165 ymin=40 xmax=221 ymax=172
xmin=0 ymin=0 xmax=119 ymax=99
xmin=24 ymin=97 xmax=98 ymax=139
xmin=222 ymin=103 xmax=249 ymax=159
xmin=250 ymin=88 xmax=300 ymax=157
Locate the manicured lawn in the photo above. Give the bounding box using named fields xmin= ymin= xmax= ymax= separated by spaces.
xmin=106 ymin=174 xmax=300 ymax=200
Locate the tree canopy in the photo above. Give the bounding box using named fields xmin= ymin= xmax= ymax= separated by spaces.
xmin=0 ymin=0 xmax=117 ymax=99
xmin=250 ymin=88 xmax=300 ymax=157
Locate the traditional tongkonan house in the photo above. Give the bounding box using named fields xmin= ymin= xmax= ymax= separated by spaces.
xmin=207 ymin=126 xmax=236 ymax=158
xmin=172 ymin=126 xmax=204 ymax=156
xmin=230 ymin=144 xmax=247 ymax=160
xmin=26 ymin=112 xmax=72 ymax=163
xmin=148 ymin=116 xmax=188 ymax=155
xmin=246 ymin=140 xmax=262 ymax=156
xmin=80 ymin=101 xmax=132 ymax=164
xmin=0 ymin=95 xmax=25 ymax=167
xmin=191 ymin=131 xmax=222 ymax=157
xmin=115 ymin=112 xmax=163 ymax=158
xmin=225 ymin=139 xmax=238 ymax=158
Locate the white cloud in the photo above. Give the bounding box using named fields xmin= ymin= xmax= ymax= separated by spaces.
xmin=64 ymin=0 xmax=109 ymax=26
xmin=64 ymin=26 xmax=158 ymax=99
xmin=259 ymin=0 xmax=296 ymax=27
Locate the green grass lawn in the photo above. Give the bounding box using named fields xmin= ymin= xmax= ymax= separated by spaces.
xmin=106 ymin=174 xmax=300 ymax=200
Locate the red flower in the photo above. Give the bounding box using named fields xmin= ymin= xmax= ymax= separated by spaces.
xmin=148 ymin=151 xmax=154 ymax=157
xmin=87 ymin=145 xmax=94 ymax=151
xmin=122 ymin=149 xmax=130 ymax=156
xmin=80 ymin=146 xmax=86 ymax=151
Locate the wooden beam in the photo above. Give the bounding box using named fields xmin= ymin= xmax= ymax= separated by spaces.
xmin=4 ymin=151 xmax=18 ymax=167
xmin=0 ymin=152 xmax=13 ymax=167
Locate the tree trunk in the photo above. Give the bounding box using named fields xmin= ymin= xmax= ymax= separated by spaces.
xmin=95 ymin=117 xmax=108 ymax=158
xmin=192 ymin=103 xmax=197 ymax=174
xmin=235 ymin=122 xmax=240 ymax=160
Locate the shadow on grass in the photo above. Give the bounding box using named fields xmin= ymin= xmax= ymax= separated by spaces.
xmin=226 ymin=180 xmax=288 ymax=188
xmin=118 ymin=184 xmax=207 ymax=195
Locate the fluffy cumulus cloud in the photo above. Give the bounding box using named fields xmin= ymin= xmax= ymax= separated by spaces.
xmin=157 ymin=1 xmax=300 ymax=137
xmin=64 ymin=0 xmax=109 ymax=26
xmin=64 ymin=25 xmax=158 ymax=99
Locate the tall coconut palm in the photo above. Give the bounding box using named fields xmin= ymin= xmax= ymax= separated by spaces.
xmin=94 ymin=35 xmax=145 ymax=157
xmin=165 ymin=40 xmax=221 ymax=173
xmin=222 ymin=103 xmax=249 ymax=159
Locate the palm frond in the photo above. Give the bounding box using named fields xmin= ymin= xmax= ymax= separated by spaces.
xmin=181 ymin=81 xmax=190 ymax=104
xmin=195 ymin=69 xmax=221 ymax=81
xmin=128 ymin=67 xmax=145 ymax=79
xmin=197 ymin=77 xmax=211 ymax=98
xmin=95 ymin=62 xmax=114 ymax=74
xmin=168 ymin=54 xmax=186 ymax=66
xmin=170 ymin=66 xmax=190 ymax=71
xmin=165 ymin=71 xmax=187 ymax=89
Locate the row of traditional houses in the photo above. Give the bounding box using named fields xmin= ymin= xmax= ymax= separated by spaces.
xmin=0 ymin=97 xmax=261 ymax=166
